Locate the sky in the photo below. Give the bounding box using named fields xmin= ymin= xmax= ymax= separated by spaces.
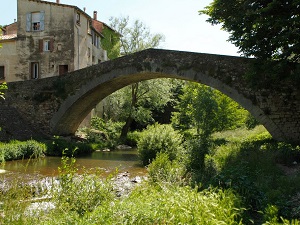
xmin=1 ymin=0 xmax=240 ymax=56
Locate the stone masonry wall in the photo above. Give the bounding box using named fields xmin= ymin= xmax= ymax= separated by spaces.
xmin=0 ymin=49 xmax=299 ymax=143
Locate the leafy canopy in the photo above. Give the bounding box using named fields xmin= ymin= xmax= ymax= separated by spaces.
xmin=200 ymin=0 xmax=300 ymax=63
xmin=102 ymin=16 xmax=167 ymax=138
xmin=109 ymin=16 xmax=165 ymax=55
xmin=172 ymin=82 xmax=247 ymax=138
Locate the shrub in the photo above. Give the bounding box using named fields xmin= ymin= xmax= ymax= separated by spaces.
xmin=0 ymin=140 xmax=46 ymax=162
xmin=45 ymin=136 xmax=93 ymax=157
xmin=147 ymin=152 xmax=187 ymax=185
xmin=53 ymin=156 xmax=114 ymax=216
xmin=87 ymin=185 xmax=243 ymax=224
xmin=87 ymin=117 xmax=124 ymax=148
xmin=124 ymin=131 xmax=140 ymax=147
xmin=245 ymin=112 xmax=260 ymax=129
xmin=137 ymin=123 xmax=184 ymax=166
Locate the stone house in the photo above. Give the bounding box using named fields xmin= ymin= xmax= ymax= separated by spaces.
xmin=0 ymin=0 xmax=118 ymax=82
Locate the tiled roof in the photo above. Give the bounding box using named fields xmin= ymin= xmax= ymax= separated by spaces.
xmin=1 ymin=34 xmax=17 ymax=40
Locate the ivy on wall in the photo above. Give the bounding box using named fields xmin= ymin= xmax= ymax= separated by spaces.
xmin=101 ymin=26 xmax=120 ymax=60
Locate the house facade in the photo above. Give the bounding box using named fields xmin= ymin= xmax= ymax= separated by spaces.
xmin=0 ymin=0 xmax=117 ymax=82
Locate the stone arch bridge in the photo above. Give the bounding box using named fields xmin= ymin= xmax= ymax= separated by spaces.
xmin=0 ymin=49 xmax=299 ymax=143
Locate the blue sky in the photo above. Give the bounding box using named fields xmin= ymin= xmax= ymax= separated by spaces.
xmin=1 ymin=0 xmax=240 ymax=56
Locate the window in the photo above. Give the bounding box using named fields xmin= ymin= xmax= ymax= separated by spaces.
xmin=76 ymin=12 xmax=80 ymax=25
xmin=31 ymin=62 xmax=39 ymax=79
xmin=91 ymin=30 xmax=100 ymax=48
xmin=59 ymin=65 xmax=68 ymax=75
xmin=44 ymin=40 xmax=50 ymax=51
xmin=26 ymin=11 xmax=45 ymax=32
xmin=39 ymin=39 xmax=54 ymax=52
xmin=0 ymin=66 xmax=4 ymax=80
xmin=57 ymin=44 xmax=62 ymax=51
xmin=87 ymin=21 xmax=91 ymax=34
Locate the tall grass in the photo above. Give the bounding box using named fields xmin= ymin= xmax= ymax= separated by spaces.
xmin=0 ymin=155 xmax=244 ymax=225
xmin=1 ymin=125 xmax=300 ymax=224
xmin=206 ymin=126 xmax=300 ymax=222
xmin=0 ymin=140 xmax=46 ymax=163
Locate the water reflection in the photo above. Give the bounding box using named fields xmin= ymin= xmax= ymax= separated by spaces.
xmin=0 ymin=149 xmax=147 ymax=178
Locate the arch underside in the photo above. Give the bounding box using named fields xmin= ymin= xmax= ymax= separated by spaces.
xmin=50 ymin=66 xmax=283 ymax=141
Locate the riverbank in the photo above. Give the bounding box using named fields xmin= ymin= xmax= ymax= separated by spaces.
xmin=1 ymin=126 xmax=300 ymax=224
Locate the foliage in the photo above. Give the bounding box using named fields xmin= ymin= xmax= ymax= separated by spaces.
xmin=101 ymin=25 xmax=120 ymax=59
xmin=53 ymin=156 xmax=114 ymax=216
xmin=104 ymin=16 xmax=167 ymax=138
xmin=245 ymin=112 xmax=260 ymax=129
xmin=137 ymin=123 xmax=184 ymax=166
xmin=0 ymin=178 xmax=48 ymax=224
xmin=124 ymin=130 xmax=140 ymax=147
xmin=184 ymin=138 xmax=212 ymax=180
xmin=200 ymin=0 xmax=300 ymax=83
xmin=103 ymin=78 xmax=180 ymax=139
xmin=2 ymin=126 xmax=300 ymax=223
xmin=206 ymin=127 xmax=300 ymax=222
xmin=172 ymin=82 xmax=248 ymax=138
xmin=0 ymin=82 xmax=7 ymax=100
xmin=147 ymin=152 xmax=187 ymax=185
xmin=109 ymin=16 xmax=165 ymax=55
xmin=86 ymin=184 xmax=243 ymax=225
xmin=0 ymin=140 xmax=46 ymax=162
xmin=200 ymin=0 xmax=300 ymax=63
xmin=45 ymin=136 xmax=93 ymax=157
xmin=86 ymin=116 xmax=124 ymax=148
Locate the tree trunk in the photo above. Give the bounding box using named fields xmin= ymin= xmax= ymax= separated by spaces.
xmin=120 ymin=116 xmax=133 ymax=139
xmin=120 ymin=83 xmax=138 ymax=139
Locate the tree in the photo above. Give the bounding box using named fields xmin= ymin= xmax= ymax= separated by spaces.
xmin=109 ymin=16 xmax=165 ymax=55
xmin=200 ymin=0 xmax=300 ymax=83
xmin=104 ymin=16 xmax=166 ymax=139
xmin=103 ymin=78 xmax=179 ymax=139
xmin=200 ymin=0 xmax=300 ymax=63
xmin=172 ymin=82 xmax=247 ymax=139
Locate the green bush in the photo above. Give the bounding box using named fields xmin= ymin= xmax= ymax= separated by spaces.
xmin=87 ymin=117 xmax=124 ymax=148
xmin=137 ymin=123 xmax=184 ymax=166
xmin=45 ymin=136 xmax=93 ymax=156
xmin=124 ymin=131 xmax=140 ymax=147
xmin=147 ymin=152 xmax=187 ymax=185
xmin=245 ymin=112 xmax=260 ymax=129
xmin=53 ymin=156 xmax=114 ymax=216
xmin=87 ymin=184 xmax=243 ymax=225
xmin=0 ymin=140 xmax=46 ymax=162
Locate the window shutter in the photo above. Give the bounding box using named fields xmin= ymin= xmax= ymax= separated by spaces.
xmin=26 ymin=13 xmax=32 ymax=31
xmin=40 ymin=11 xmax=45 ymax=31
xmin=39 ymin=39 xmax=43 ymax=52
xmin=50 ymin=38 xmax=54 ymax=52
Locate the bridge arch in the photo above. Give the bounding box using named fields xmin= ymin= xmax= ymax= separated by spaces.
xmin=50 ymin=49 xmax=283 ymax=141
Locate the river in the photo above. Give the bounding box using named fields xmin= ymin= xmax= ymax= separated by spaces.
xmin=0 ymin=149 xmax=147 ymax=179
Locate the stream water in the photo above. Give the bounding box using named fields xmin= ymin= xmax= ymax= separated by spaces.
xmin=0 ymin=149 xmax=147 ymax=180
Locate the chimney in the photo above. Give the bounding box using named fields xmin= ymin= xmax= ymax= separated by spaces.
xmin=93 ymin=11 xmax=97 ymax=20
xmin=83 ymin=7 xmax=86 ymax=12
xmin=56 ymin=0 xmax=60 ymax=3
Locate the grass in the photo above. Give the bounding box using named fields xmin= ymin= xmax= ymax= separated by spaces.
xmin=1 ymin=125 xmax=300 ymax=224
xmin=0 ymin=140 xmax=46 ymax=163
xmin=208 ymin=126 xmax=300 ymax=223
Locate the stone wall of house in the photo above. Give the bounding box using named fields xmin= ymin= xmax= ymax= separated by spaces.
xmin=1 ymin=0 xmax=107 ymax=82
xmin=0 ymin=40 xmax=18 ymax=82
